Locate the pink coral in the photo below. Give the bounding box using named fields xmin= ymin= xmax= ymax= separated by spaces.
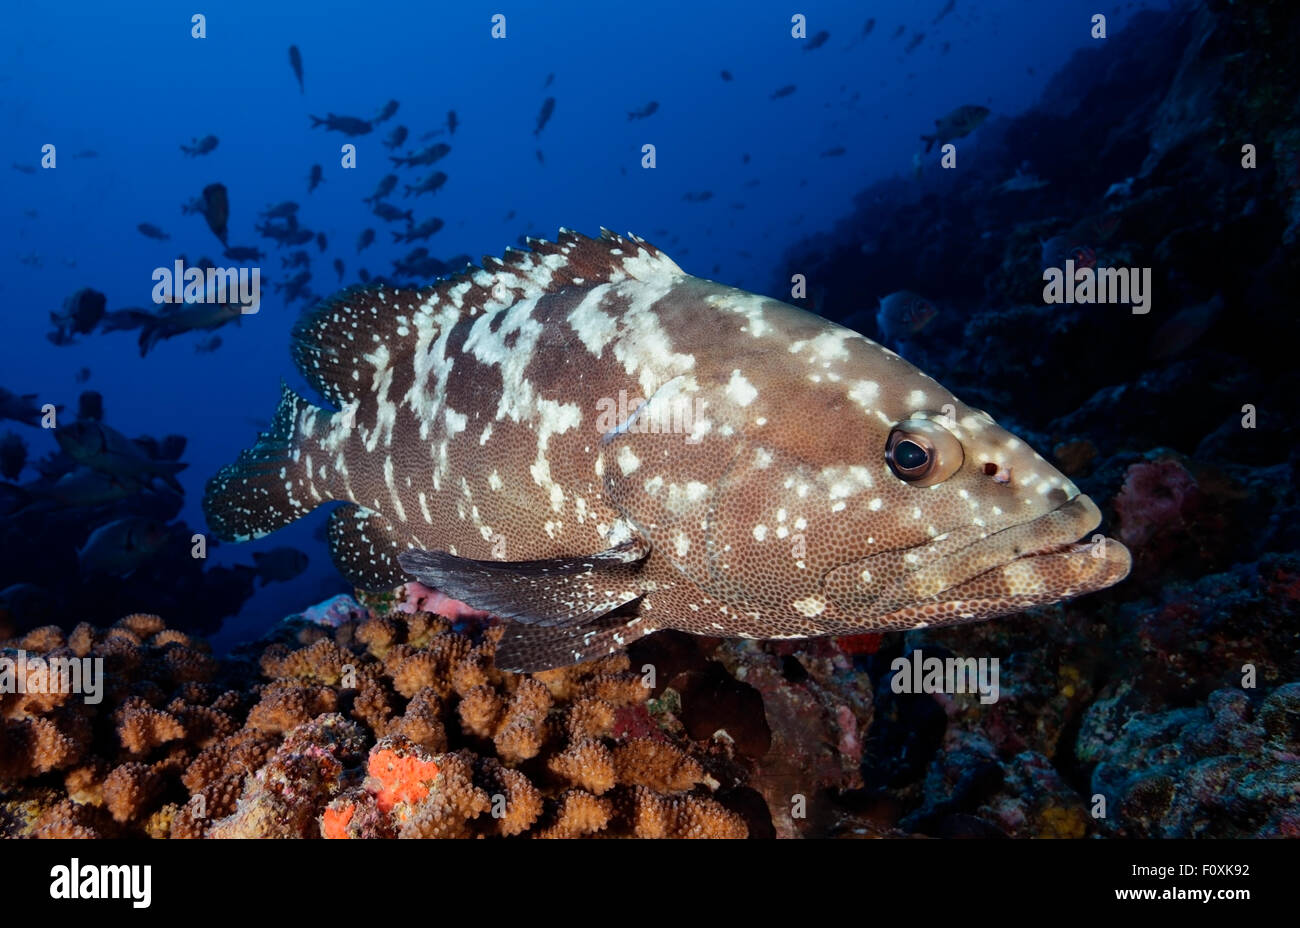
xmin=1114 ymin=458 xmax=1199 ymax=547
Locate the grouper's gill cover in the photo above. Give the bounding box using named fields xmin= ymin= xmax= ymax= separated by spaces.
xmin=203 ymin=228 xmax=1131 ymax=672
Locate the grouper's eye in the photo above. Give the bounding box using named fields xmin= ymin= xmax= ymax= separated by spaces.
xmin=886 ymin=418 xmax=964 ymax=486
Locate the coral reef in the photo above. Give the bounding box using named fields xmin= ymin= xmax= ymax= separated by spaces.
xmin=4 ymin=608 xmax=831 ymax=838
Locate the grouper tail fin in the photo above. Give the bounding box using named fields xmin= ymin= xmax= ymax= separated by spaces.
xmin=202 ymin=382 xmax=329 ymax=541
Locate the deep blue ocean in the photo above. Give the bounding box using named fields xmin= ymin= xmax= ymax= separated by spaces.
xmin=2 ymin=0 xmax=1168 ymax=650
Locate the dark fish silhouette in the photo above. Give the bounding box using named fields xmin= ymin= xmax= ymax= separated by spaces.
xmin=0 ymin=388 xmax=46 ymax=427
xmin=357 ymin=228 xmax=375 ymax=253
xmin=390 ymin=143 xmax=450 ymax=168
xmin=383 ymin=125 xmax=409 ymax=150
xmin=251 ymin=546 xmax=309 ymax=585
xmin=289 ymin=45 xmax=304 ymax=94
xmin=307 ymin=164 xmax=325 ymax=193
xmin=138 ymin=223 xmax=169 ymax=240
xmin=905 ymin=32 xmax=925 ymax=53
xmin=309 ymin=113 xmax=373 ymax=136
xmin=804 ymin=30 xmax=830 ymax=50
xmin=201 ymin=183 xmax=229 ymax=245
xmin=720 ymin=69 xmax=733 ymax=81
xmin=316 ymin=232 xmax=328 ymax=253
xmin=628 ymin=101 xmax=659 ymax=120
xmin=181 ymin=135 xmax=219 ymax=157
xmin=683 ymin=191 xmax=713 ymax=202
xmin=223 ymin=246 xmax=264 ymax=262
xmin=365 ymin=174 xmax=399 ymax=204
xmin=447 ymin=110 xmax=458 ymax=135
xmin=392 ymin=217 xmax=444 ymax=244
xmin=933 ymin=0 xmax=956 ymax=25
xmin=771 ymin=85 xmax=796 ymax=99
xmin=403 ymin=171 xmax=447 ymax=198
xmin=374 ymin=99 xmax=399 ymax=123
xmin=534 ymin=97 xmax=556 ymax=136
xmin=49 ymin=288 xmax=106 ymax=343
xmin=921 ymin=104 xmax=990 ymax=152
xmin=821 ymin=146 xmax=846 ymax=157
xmin=334 ymin=258 xmax=345 ymax=282
xmin=260 ymin=201 xmax=298 ymax=219
xmin=0 ymin=431 xmax=27 ymax=480
xmin=372 ymin=202 xmax=413 ymax=224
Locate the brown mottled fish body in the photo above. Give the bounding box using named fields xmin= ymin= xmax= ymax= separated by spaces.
xmin=204 ymin=230 xmax=1129 ymax=671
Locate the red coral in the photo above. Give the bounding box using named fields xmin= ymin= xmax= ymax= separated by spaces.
xmin=366 ymin=740 xmax=442 ymax=813
xmin=321 ymin=802 xmax=354 ymax=839
xmin=1114 ymin=458 xmax=1200 ymax=548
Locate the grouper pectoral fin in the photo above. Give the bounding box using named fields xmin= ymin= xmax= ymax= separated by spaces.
xmin=492 ymin=601 xmax=655 ymax=673
xmin=395 ymin=534 xmax=651 ymax=628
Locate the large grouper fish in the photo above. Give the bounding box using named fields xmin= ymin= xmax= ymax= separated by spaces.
xmin=204 ymin=229 xmax=1130 ymax=671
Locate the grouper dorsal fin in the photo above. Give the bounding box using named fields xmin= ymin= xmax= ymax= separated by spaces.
xmin=289 ymin=228 xmax=682 ymax=408
xmin=396 ymin=533 xmax=651 ymax=628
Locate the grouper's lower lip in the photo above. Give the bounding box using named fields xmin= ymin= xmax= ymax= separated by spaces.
xmin=942 ymin=494 xmax=1132 ymax=604
xmin=892 ymin=493 xmax=1129 ymax=605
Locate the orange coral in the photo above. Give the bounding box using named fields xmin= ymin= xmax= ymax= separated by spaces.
xmin=618 ymin=785 xmax=747 ymax=839
xmin=117 ymin=614 xmax=167 ymax=637
xmin=366 ymin=737 xmax=442 ymax=814
xmin=537 ymin=789 xmax=613 ymax=838
xmin=612 ymin=738 xmax=707 ymax=793
xmin=67 ymin=623 xmax=95 ymax=657
xmin=355 ymin=615 xmax=400 ymax=658
xmin=245 ymin=681 xmax=337 ymax=734
xmin=117 ymin=706 xmax=185 ymax=755
xmin=321 ymin=801 xmax=354 ymax=839
xmin=394 ymin=751 xmax=490 ymax=838
xmin=18 ymin=625 xmax=65 ymax=651
xmin=475 ymin=757 xmax=542 ymax=836
xmin=102 ymin=762 xmax=163 ymax=824
xmin=458 ymin=684 xmax=504 ymax=738
xmin=547 ymin=739 xmax=616 ymax=795
xmin=388 ymin=687 xmax=447 ymax=752
xmin=564 ymin=696 xmax=617 ymax=741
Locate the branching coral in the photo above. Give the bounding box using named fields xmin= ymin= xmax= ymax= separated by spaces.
xmin=1 ymin=604 xmax=754 ymax=839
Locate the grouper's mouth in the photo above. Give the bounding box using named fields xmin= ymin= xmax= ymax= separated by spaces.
xmin=825 ymin=494 xmax=1132 ymax=630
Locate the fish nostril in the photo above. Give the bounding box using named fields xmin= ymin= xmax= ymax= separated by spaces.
xmin=982 ymin=461 xmax=1013 ymax=485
